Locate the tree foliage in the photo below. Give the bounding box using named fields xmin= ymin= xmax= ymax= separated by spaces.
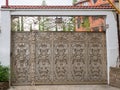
xmin=0 ymin=62 xmax=9 ymax=82
xmin=73 ymin=0 xmax=77 ymax=4
xmin=82 ymin=17 xmax=90 ymax=30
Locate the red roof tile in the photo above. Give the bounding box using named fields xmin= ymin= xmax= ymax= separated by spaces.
xmin=1 ymin=5 xmax=113 ymax=9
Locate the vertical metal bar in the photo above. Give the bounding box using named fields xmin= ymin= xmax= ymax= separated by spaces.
xmin=30 ymin=31 xmax=36 ymax=85
xmin=116 ymin=14 xmax=120 ymax=52
xmin=116 ymin=14 xmax=120 ymax=67
xmin=6 ymin=0 xmax=9 ymax=7
xmin=51 ymin=32 xmax=54 ymax=83
xmin=119 ymin=0 xmax=120 ymax=10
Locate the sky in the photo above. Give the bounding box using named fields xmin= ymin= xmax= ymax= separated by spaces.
xmin=0 ymin=0 xmax=73 ymax=6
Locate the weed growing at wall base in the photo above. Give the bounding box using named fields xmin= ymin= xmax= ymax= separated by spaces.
xmin=0 ymin=62 xmax=9 ymax=82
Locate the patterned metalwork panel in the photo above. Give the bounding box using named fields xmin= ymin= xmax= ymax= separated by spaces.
xmin=35 ymin=32 xmax=53 ymax=84
xmin=70 ymin=33 xmax=87 ymax=83
xmin=87 ymin=33 xmax=107 ymax=83
xmin=11 ymin=32 xmax=32 ymax=85
xmin=53 ymin=32 xmax=70 ymax=84
xmin=11 ymin=31 xmax=107 ymax=85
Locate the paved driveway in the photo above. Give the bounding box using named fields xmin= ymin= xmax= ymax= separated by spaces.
xmin=8 ymin=85 xmax=120 ymax=90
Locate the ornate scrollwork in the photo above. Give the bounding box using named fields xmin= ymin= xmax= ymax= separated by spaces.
xmin=70 ymin=42 xmax=87 ymax=81
xmin=35 ymin=32 xmax=52 ymax=84
xmin=11 ymin=32 xmax=31 ymax=85
xmin=11 ymin=32 xmax=107 ymax=85
xmin=87 ymin=33 xmax=107 ymax=82
xmin=53 ymin=33 xmax=69 ymax=82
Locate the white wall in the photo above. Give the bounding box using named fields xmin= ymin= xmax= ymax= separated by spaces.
xmin=0 ymin=9 xmax=118 ymax=84
xmin=0 ymin=11 xmax=11 ymax=66
xmin=106 ymin=12 xmax=118 ymax=84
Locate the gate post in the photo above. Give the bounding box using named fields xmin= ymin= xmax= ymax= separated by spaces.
xmin=106 ymin=12 xmax=119 ymax=84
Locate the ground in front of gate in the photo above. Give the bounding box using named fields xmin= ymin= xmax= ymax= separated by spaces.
xmin=8 ymin=85 xmax=120 ymax=90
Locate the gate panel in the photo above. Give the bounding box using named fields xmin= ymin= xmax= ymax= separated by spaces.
xmin=35 ymin=32 xmax=53 ymax=84
xmin=11 ymin=32 xmax=32 ymax=85
xmin=70 ymin=33 xmax=88 ymax=83
xmin=87 ymin=33 xmax=107 ymax=83
xmin=53 ymin=32 xmax=70 ymax=84
xmin=11 ymin=31 xmax=107 ymax=85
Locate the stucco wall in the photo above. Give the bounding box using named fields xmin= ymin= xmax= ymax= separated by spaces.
xmin=0 ymin=11 xmax=11 ymax=66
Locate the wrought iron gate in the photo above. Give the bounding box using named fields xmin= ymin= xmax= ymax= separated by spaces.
xmin=11 ymin=31 xmax=107 ymax=85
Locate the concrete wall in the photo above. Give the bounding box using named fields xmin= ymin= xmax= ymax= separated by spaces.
xmin=0 ymin=9 xmax=118 ymax=84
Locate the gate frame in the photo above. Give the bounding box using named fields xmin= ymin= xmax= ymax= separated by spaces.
xmin=0 ymin=7 xmax=118 ymax=85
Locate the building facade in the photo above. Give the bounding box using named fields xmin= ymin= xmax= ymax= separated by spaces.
xmin=74 ymin=0 xmax=114 ymax=31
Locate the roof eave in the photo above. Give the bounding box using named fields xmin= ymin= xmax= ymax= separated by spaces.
xmin=1 ymin=8 xmax=115 ymax=11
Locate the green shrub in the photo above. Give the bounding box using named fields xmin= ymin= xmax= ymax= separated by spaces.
xmin=0 ymin=62 xmax=9 ymax=82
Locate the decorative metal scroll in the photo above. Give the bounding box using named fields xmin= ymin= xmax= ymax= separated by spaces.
xmin=11 ymin=16 xmax=106 ymax=32
xmin=11 ymin=31 xmax=107 ymax=85
xmin=11 ymin=32 xmax=32 ymax=85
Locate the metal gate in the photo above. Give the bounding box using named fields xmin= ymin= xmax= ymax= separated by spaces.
xmin=11 ymin=31 xmax=107 ymax=85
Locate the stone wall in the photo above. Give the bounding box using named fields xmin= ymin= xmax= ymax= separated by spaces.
xmin=110 ymin=67 xmax=120 ymax=88
xmin=0 ymin=82 xmax=9 ymax=90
